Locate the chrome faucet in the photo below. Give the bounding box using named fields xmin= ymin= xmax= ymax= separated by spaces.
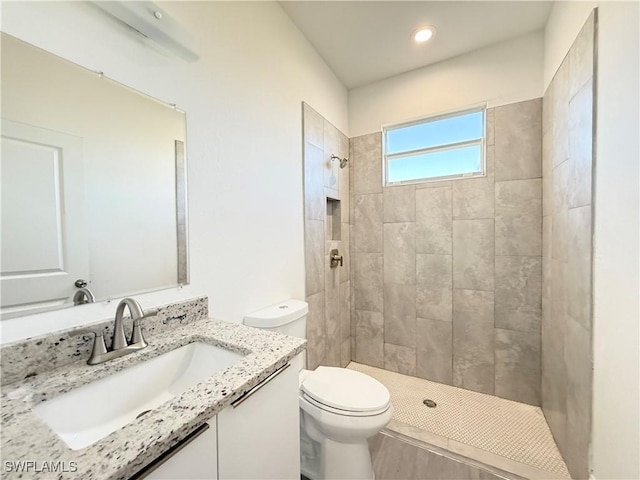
xmin=71 ymin=298 xmax=156 ymax=365
xmin=73 ymin=287 xmax=96 ymax=305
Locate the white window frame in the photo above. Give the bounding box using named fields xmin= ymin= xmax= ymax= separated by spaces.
xmin=383 ymin=105 xmax=487 ymax=186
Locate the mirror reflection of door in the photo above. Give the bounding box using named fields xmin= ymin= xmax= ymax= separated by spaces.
xmin=1 ymin=119 xmax=89 ymax=317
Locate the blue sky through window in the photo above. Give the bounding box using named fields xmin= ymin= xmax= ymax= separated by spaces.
xmin=385 ymin=108 xmax=484 ymax=183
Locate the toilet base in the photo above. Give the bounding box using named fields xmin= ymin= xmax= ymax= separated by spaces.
xmin=301 ymin=428 xmax=375 ymax=480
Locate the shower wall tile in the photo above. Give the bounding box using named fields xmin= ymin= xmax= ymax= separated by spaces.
xmin=495 ymin=256 xmax=542 ymax=333
xmin=494 ymin=329 xmax=541 ymax=405
xmin=340 ymin=281 xmax=351 ymax=340
xmin=303 ymin=104 xmax=351 ymax=371
xmin=384 ymin=343 xmax=416 ymax=376
xmin=453 ymin=289 xmax=495 ymax=394
xmin=353 ymin=252 xmax=384 ymax=312
xmin=542 ymin=131 xmax=553 ymax=217
xmin=355 ymin=310 xmax=384 ymax=368
xmin=416 ymin=187 xmax=452 ymax=254
xmin=541 ymin=12 xmax=594 ymax=480
xmin=495 ymin=179 xmax=542 ymax=256
xmin=568 ymin=80 xmax=594 ymax=209
xmin=384 ymin=223 xmax=416 ymax=285
xmin=564 ymin=315 xmax=592 ymax=480
xmin=486 ymin=108 xmax=495 ymax=146
xmin=341 ymin=224 xmax=350 ymax=282
xmin=340 ymin=337 xmax=351 ymax=368
xmin=303 ymin=103 xmax=324 ymax=149
xmin=306 ymin=291 xmax=325 ymax=370
xmin=324 ymin=121 xmax=345 ymax=190
xmin=304 ymin=142 xmax=325 ymax=221
xmin=417 ymin=317 xmax=453 ymax=384
xmin=354 ymin=193 xmax=383 ymax=253
xmin=567 ymin=206 xmax=592 ymax=330
xmin=416 ymin=254 xmax=452 ymax=323
xmin=452 ymin=219 xmax=494 ymax=291
xmin=384 ymin=283 xmax=417 ymax=348
xmin=569 ymin=13 xmax=595 ymax=99
xmin=452 ymin=177 xmax=494 ymax=220
xmin=305 ymin=219 xmax=324 ymax=296
xmin=352 ymin=133 xmax=382 ymax=195
xmin=494 ymin=98 xmax=542 ymax=181
xmin=384 ymin=185 xmax=416 ymax=222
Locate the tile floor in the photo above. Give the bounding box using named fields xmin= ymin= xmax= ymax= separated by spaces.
xmin=349 ymin=362 xmax=571 ymax=479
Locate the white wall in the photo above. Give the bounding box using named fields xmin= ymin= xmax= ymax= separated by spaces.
xmin=0 ymin=1 xmax=348 ymax=343
xmin=348 ymin=30 xmax=544 ymax=137
xmin=544 ymin=2 xmax=640 ymax=479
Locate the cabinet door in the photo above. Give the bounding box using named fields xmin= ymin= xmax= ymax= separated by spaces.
xmin=139 ymin=420 xmax=217 ymax=480
xmin=218 ymin=363 xmax=300 ymax=479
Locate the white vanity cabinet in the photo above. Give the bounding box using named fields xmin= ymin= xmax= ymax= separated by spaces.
xmin=137 ymin=360 xmax=300 ymax=480
xmin=142 ymin=420 xmax=217 ymax=479
xmin=217 ymin=361 xmax=301 ymax=479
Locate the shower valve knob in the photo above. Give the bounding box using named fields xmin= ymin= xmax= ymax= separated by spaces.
xmin=330 ymin=249 xmax=343 ymax=268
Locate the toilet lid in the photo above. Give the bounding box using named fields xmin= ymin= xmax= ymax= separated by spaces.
xmin=301 ymin=367 xmax=391 ymax=413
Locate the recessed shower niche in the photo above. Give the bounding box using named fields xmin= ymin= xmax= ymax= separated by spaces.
xmin=326 ymin=198 xmax=341 ymax=241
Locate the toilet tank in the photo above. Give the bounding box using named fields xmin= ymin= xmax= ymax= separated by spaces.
xmin=243 ymin=299 xmax=308 ymax=339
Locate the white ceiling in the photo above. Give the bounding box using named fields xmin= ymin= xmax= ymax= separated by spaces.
xmin=279 ymin=1 xmax=553 ymax=89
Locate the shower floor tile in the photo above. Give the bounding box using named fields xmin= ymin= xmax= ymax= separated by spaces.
xmin=348 ymin=362 xmax=571 ymax=479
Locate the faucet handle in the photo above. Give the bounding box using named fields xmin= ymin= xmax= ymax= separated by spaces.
xmin=70 ymin=326 xmax=108 ymax=365
xmin=129 ymin=309 xmax=157 ymax=346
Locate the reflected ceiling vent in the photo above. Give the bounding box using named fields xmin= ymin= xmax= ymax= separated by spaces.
xmin=93 ymin=1 xmax=199 ymax=62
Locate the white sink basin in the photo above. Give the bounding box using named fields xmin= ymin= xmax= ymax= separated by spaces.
xmin=34 ymin=342 xmax=244 ymax=450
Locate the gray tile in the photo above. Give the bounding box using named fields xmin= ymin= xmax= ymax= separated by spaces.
xmin=551 ymin=161 xmax=571 ymax=261
xmin=303 ymin=142 xmax=325 ymax=222
xmin=495 ymin=329 xmax=541 ymax=405
xmin=324 ymin=120 xmax=344 ymax=190
xmin=417 ymin=287 xmax=453 ymax=323
xmin=340 ymin=281 xmax=351 ymax=341
xmin=569 ymin=12 xmax=595 ymax=99
xmin=369 ymin=433 xmax=417 ymax=480
xmin=351 ymin=133 xmax=383 ymax=194
xmin=305 ymin=220 xmax=324 ymax=296
xmin=384 ymin=343 xmax=416 ymax=376
xmin=452 ymin=177 xmax=494 ymax=220
xmin=340 ymin=224 xmax=350 ymax=283
xmin=325 ymin=260 xmax=341 ymax=367
xmin=384 ymin=283 xmax=417 ymax=348
xmin=494 ymin=98 xmax=542 ymax=181
xmin=416 ymin=254 xmax=452 ymax=322
xmin=495 ymin=179 xmax=542 ymax=257
xmin=486 ymin=108 xmax=495 ymax=146
xmin=384 ymin=185 xmax=416 ymax=222
xmin=542 ymin=216 xmax=553 ymax=300
xmin=306 ymin=291 xmax=325 ymax=370
xmin=551 ymin=60 xmax=571 ymax=169
xmin=416 ymin=318 xmax=453 ymax=384
xmin=355 ymin=310 xmax=384 ymax=368
xmin=353 ymin=252 xmax=384 ymax=312
xmin=568 ymin=79 xmax=594 ymax=209
xmin=416 ymin=187 xmax=452 ymax=254
xmin=453 ymin=289 xmax=495 ymax=394
xmin=567 ymin=206 xmax=592 ymax=331
xmin=340 ymin=337 xmax=351 ymax=368
xmin=452 ymin=219 xmax=494 ymax=291
xmin=495 ymin=256 xmax=542 ymax=333
xmin=417 ymin=254 xmax=452 ymax=289
xmin=542 ymin=130 xmax=553 ymax=217
xmin=564 ymin=315 xmax=592 ymax=480
xmin=303 ymin=103 xmax=323 ymax=149
xmin=354 ymin=193 xmax=383 ymax=253
xmin=384 ymin=223 xmax=416 ymax=285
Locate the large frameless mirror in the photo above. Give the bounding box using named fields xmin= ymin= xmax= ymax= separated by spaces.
xmin=1 ymin=33 xmax=189 ymax=319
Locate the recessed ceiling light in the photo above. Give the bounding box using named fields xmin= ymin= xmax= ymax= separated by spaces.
xmin=412 ymin=26 xmax=436 ymax=43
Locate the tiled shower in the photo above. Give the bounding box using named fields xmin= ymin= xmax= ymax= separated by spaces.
xmin=302 ymin=12 xmax=595 ymax=480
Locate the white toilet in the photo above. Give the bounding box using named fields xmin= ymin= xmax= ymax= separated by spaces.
xmin=244 ymin=299 xmax=393 ymax=480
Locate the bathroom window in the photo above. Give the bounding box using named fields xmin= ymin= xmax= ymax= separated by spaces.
xmin=383 ymin=107 xmax=485 ymax=185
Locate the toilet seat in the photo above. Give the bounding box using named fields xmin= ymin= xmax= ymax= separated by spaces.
xmin=300 ymin=367 xmax=391 ymax=415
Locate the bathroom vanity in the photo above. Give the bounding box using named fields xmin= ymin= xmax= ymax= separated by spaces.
xmin=0 ymin=297 xmax=305 ymax=480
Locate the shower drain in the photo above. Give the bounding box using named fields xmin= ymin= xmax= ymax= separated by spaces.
xmin=423 ymin=399 xmax=437 ymax=408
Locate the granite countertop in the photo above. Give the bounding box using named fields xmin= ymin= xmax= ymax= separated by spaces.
xmin=0 ymin=318 xmax=306 ymax=480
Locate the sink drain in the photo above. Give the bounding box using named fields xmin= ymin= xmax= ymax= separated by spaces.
xmin=423 ymin=399 xmax=437 ymax=408
xmin=136 ymin=409 xmax=152 ymax=419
